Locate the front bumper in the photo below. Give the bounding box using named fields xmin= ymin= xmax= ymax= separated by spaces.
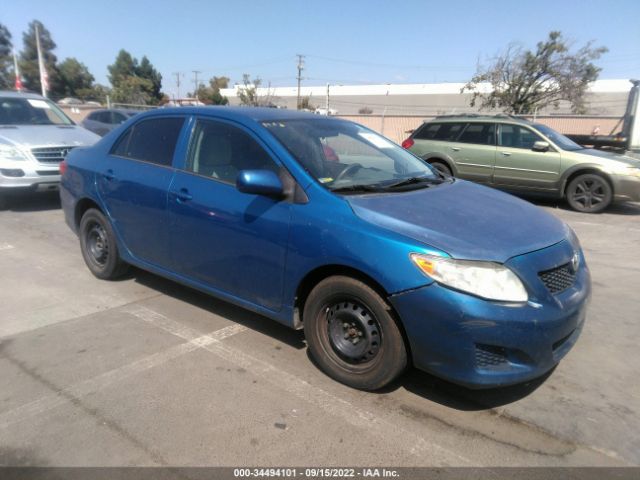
xmin=611 ymin=173 xmax=640 ymax=202
xmin=0 ymin=162 xmax=61 ymax=192
xmin=389 ymin=240 xmax=591 ymax=389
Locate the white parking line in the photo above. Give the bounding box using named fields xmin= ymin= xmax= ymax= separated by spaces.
xmin=0 ymin=243 xmax=15 ymax=251
xmin=0 ymin=322 xmax=244 ymax=430
xmin=125 ymin=305 xmax=472 ymax=466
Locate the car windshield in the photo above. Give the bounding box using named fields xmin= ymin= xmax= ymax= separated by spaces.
xmin=263 ymin=118 xmax=441 ymax=193
xmin=0 ymin=97 xmax=74 ymax=126
xmin=533 ymin=123 xmax=583 ymax=151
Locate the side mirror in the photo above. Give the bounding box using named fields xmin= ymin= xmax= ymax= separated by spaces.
xmin=532 ymin=140 xmax=550 ymax=152
xmin=236 ymin=170 xmax=284 ymax=198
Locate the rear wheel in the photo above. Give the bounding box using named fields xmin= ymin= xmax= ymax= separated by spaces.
xmin=429 ymin=160 xmax=452 ymax=177
xmin=566 ymin=173 xmax=612 ymax=213
xmin=79 ymin=208 xmax=129 ymax=279
xmin=303 ymin=276 xmax=408 ymax=390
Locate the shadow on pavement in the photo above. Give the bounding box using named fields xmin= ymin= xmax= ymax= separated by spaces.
xmin=132 ymin=269 xmax=306 ymax=351
xmin=2 ymin=192 xmax=61 ymax=213
xmin=515 ymin=194 xmax=640 ymax=216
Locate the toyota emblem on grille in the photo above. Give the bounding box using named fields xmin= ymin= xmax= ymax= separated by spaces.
xmin=570 ymin=252 xmax=580 ymax=273
xmin=61 ymin=148 xmax=70 ymax=158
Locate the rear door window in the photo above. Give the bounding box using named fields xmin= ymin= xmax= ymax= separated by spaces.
xmin=413 ymin=123 xmax=441 ymax=140
xmin=457 ymin=123 xmax=496 ymax=145
xmin=433 ymin=123 xmax=464 ymax=141
xmin=111 ymin=117 xmax=185 ymax=166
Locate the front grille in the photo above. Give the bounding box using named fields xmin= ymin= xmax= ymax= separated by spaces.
xmin=31 ymin=146 xmax=75 ymax=164
xmin=552 ymin=330 xmax=575 ymax=351
xmin=539 ymin=263 xmax=576 ymax=294
xmin=475 ymin=344 xmax=508 ymax=368
xmin=36 ymin=170 xmax=60 ymax=176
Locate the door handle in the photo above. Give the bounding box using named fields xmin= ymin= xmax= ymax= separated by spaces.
xmin=451 ymin=147 xmax=461 ymax=152
xmin=102 ymin=169 xmax=115 ymax=181
xmin=172 ymin=188 xmax=193 ymax=202
xmin=501 ymin=152 xmax=512 ymax=156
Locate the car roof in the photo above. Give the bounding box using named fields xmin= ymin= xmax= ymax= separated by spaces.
xmin=426 ymin=114 xmax=532 ymax=126
xmin=0 ymin=90 xmax=49 ymax=100
xmin=137 ymin=106 xmax=327 ymax=123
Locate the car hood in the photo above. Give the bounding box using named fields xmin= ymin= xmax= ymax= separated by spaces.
xmin=347 ymin=180 xmax=568 ymax=263
xmin=576 ymin=148 xmax=640 ymax=167
xmin=0 ymin=125 xmax=100 ymax=148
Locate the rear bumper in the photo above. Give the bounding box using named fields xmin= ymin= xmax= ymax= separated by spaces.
xmin=389 ymin=240 xmax=591 ymax=389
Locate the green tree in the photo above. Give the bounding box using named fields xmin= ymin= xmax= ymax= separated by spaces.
xmin=0 ymin=23 xmax=12 ymax=90
xmin=19 ymin=20 xmax=60 ymax=95
xmin=136 ymin=55 xmax=162 ymax=102
xmin=463 ymin=31 xmax=608 ymax=114
xmin=194 ymin=75 xmax=229 ymax=105
xmin=300 ymin=96 xmax=315 ymax=111
xmin=110 ymin=76 xmax=154 ymax=105
xmin=237 ymin=74 xmax=276 ymax=106
xmin=107 ymin=49 xmax=137 ymax=87
xmin=57 ymin=57 xmax=94 ymax=98
xmin=108 ymin=50 xmax=163 ymax=105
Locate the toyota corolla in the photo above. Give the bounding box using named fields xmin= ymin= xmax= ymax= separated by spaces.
xmin=60 ymin=107 xmax=590 ymax=390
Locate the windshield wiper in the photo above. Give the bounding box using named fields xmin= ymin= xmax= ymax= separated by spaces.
xmin=382 ymin=176 xmax=445 ymax=190
xmin=331 ymin=183 xmax=384 ymax=194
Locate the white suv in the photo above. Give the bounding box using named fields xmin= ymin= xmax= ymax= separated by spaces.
xmin=0 ymin=91 xmax=100 ymax=208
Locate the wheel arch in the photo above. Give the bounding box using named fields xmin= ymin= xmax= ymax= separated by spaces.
xmin=293 ymin=264 xmax=413 ymax=362
xmin=421 ymin=154 xmax=457 ymax=176
xmin=561 ymin=166 xmax=614 ymax=198
xmin=74 ymin=197 xmax=104 ymax=230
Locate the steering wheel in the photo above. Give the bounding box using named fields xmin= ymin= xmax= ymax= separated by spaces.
xmin=334 ymin=163 xmax=363 ymax=183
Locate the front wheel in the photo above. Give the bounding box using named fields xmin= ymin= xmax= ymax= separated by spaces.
xmin=79 ymin=208 xmax=129 ymax=279
xmin=566 ymin=173 xmax=612 ymax=213
xmin=303 ymin=276 xmax=408 ymax=390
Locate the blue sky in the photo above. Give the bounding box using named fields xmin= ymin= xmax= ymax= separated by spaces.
xmin=3 ymin=0 xmax=640 ymax=96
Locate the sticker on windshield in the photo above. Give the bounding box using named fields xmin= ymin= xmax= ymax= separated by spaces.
xmin=27 ymin=99 xmax=51 ymax=109
xmin=358 ymin=132 xmax=395 ymax=149
xmin=318 ymin=177 xmax=334 ymax=183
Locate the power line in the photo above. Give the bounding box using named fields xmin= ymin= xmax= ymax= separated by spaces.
xmin=306 ymin=54 xmax=469 ymax=70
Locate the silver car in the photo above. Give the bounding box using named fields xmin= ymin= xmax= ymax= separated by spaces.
xmin=0 ymin=91 xmax=100 ymax=208
xmin=81 ymin=108 xmax=140 ymax=136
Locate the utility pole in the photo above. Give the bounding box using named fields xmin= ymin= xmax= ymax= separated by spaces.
xmin=296 ymin=54 xmax=305 ymax=110
xmin=192 ymin=70 xmax=201 ymax=100
xmin=173 ymin=72 xmax=182 ymax=99
xmin=326 ymin=83 xmax=330 ymax=115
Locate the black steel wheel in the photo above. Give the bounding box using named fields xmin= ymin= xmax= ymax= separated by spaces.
xmin=303 ymin=276 xmax=408 ymax=390
xmin=566 ymin=173 xmax=612 ymax=213
xmin=430 ymin=161 xmax=452 ymax=177
xmin=79 ymin=208 xmax=129 ymax=279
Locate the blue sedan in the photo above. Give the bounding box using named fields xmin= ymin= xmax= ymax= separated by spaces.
xmin=60 ymin=107 xmax=590 ymax=390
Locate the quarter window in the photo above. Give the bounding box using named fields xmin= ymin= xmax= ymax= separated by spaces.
xmin=457 ymin=123 xmax=496 ymax=145
xmin=111 ymin=117 xmax=185 ymax=166
xmin=186 ymin=119 xmax=279 ymax=184
xmin=499 ymin=125 xmax=544 ymax=150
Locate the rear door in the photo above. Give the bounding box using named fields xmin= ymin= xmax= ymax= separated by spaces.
xmin=168 ymin=117 xmax=291 ymax=311
xmin=450 ymin=122 xmax=496 ymax=183
xmin=97 ymin=116 xmax=186 ymax=267
xmin=493 ymin=124 xmax=562 ymax=191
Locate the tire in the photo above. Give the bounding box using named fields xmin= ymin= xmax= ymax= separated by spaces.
xmin=566 ymin=173 xmax=612 ymax=213
xmin=303 ymin=276 xmax=408 ymax=390
xmin=430 ymin=160 xmax=453 ymax=177
xmin=79 ymin=208 xmax=129 ymax=279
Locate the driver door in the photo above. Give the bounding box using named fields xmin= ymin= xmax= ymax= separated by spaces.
xmin=168 ymin=118 xmax=291 ymax=312
xmin=493 ymin=124 xmax=562 ymax=191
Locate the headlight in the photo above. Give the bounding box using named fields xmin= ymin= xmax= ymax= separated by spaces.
xmin=411 ymin=253 xmax=528 ymax=302
xmin=0 ymin=144 xmax=29 ymax=162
